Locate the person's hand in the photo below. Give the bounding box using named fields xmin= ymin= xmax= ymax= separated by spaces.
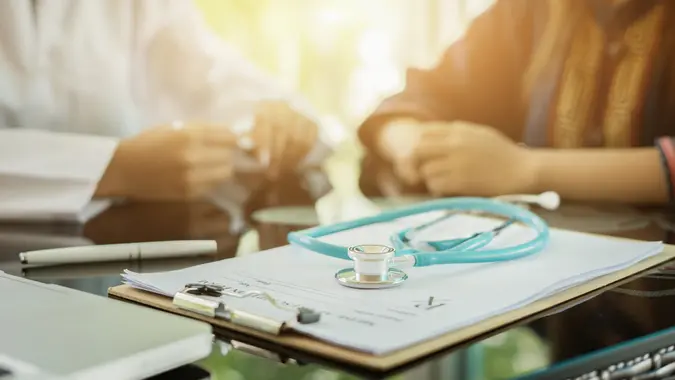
xmin=96 ymin=123 xmax=237 ymax=201
xmin=250 ymin=101 xmax=318 ymax=178
xmin=414 ymin=122 xmax=538 ymax=197
xmin=375 ymin=119 xmax=425 ymax=185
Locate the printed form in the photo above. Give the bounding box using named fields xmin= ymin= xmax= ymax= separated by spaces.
xmin=123 ymin=214 xmax=663 ymax=354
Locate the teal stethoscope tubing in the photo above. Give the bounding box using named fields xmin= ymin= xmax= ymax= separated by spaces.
xmin=287 ymin=197 xmax=550 ymax=267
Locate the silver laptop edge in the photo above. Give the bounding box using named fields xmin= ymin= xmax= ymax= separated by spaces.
xmin=0 ymin=271 xmax=213 ymax=380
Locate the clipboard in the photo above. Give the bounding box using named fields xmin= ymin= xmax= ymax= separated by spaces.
xmin=108 ymin=244 xmax=675 ymax=375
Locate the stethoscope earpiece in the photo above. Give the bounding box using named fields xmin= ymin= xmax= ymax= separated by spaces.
xmin=536 ymin=191 xmax=561 ymax=210
xmin=494 ymin=191 xmax=561 ymax=211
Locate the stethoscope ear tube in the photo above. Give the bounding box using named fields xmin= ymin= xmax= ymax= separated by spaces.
xmin=287 ymin=196 xmax=550 ymax=266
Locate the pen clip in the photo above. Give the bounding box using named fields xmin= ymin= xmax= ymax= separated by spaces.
xmin=215 ymin=338 xmax=300 ymax=365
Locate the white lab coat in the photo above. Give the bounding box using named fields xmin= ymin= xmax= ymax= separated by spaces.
xmin=0 ymin=0 xmax=335 ymax=223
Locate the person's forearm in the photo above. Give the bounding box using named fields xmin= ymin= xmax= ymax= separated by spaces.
xmin=529 ymin=147 xmax=669 ymax=204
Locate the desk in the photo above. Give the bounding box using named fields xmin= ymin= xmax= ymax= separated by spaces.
xmin=1 ymin=185 xmax=674 ymax=379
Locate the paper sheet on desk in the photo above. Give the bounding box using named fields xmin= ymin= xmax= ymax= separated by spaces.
xmin=0 ymin=129 xmax=118 ymax=223
xmin=122 ymin=214 xmax=664 ymax=355
xmin=0 ymin=174 xmax=111 ymax=223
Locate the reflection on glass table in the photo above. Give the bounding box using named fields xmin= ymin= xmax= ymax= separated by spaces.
xmin=238 ymin=197 xmax=675 ymax=380
xmin=2 ymin=182 xmax=674 ymax=379
xmin=186 ymin=261 xmax=675 ymax=380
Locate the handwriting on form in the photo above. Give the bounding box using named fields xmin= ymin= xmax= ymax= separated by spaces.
xmin=412 ymin=296 xmax=451 ymax=311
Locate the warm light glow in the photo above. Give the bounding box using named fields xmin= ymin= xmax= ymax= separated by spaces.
xmin=347 ymin=27 xmax=403 ymax=119
xmin=195 ymin=0 xmax=496 ymax=129
xmin=358 ymin=29 xmax=392 ymax=64
xmin=307 ymin=5 xmax=352 ymax=53
xmin=314 ymin=8 xmax=345 ymax=27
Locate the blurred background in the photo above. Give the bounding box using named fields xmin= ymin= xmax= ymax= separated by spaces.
xmin=194 ymin=0 xmax=495 ymax=182
xmin=195 ymin=0 xmax=494 ymax=126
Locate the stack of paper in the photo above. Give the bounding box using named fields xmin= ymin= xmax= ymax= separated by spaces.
xmin=122 ymin=214 xmax=663 ymax=355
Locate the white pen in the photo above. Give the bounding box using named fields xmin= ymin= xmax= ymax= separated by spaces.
xmin=19 ymin=240 xmax=218 ymax=267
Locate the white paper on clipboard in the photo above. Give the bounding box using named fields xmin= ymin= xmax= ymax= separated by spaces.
xmin=122 ymin=214 xmax=663 ymax=355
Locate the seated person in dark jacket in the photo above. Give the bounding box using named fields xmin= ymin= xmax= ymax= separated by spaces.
xmin=358 ymin=0 xmax=675 ymax=205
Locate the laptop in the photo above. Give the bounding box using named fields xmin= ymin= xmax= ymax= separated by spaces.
xmin=0 ymin=271 xmax=213 ymax=380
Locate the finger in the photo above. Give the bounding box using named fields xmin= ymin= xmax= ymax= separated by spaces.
xmin=251 ymin=114 xmax=274 ymax=166
xmin=184 ymin=148 xmax=233 ymax=168
xmin=272 ymin=123 xmax=298 ymax=174
xmin=413 ymin=138 xmax=459 ymax=162
xmin=420 ymin=123 xmax=454 ymax=136
xmin=181 ymin=167 xmax=233 ymax=200
xmin=174 ymin=180 xmax=211 ymax=201
xmin=425 ymin=176 xmax=459 ymax=197
xmin=266 ymin=120 xmax=290 ymax=177
xmin=421 ymin=121 xmax=478 ymax=136
xmin=277 ymin=118 xmax=315 ymax=173
xmin=419 ymin=158 xmax=460 ymax=196
xmin=178 ymin=124 xmax=236 ymax=146
xmin=272 ymin=123 xmax=290 ymax=171
xmin=189 ymin=165 xmax=234 ymax=185
xmin=394 ymin=159 xmax=421 ymax=185
xmin=420 ymin=158 xmax=454 ymax=179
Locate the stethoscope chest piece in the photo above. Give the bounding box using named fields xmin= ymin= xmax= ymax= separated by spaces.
xmin=334 ymin=244 xmax=408 ymax=289
xmin=335 ymin=267 xmax=408 ymax=289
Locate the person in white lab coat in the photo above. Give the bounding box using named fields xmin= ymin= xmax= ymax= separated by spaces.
xmin=0 ymin=0 xmax=336 ymax=219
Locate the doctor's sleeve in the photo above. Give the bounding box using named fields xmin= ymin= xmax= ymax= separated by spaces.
xmin=357 ymin=0 xmax=537 ymax=152
xmin=136 ymin=0 xmax=336 ymax=169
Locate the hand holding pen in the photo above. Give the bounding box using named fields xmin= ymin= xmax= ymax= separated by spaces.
xmin=242 ymin=101 xmax=319 ymax=178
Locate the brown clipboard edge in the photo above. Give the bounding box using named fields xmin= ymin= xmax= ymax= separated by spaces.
xmin=107 ymin=244 xmax=675 ymax=372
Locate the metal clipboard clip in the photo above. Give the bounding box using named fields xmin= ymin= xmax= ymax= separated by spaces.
xmin=216 ymin=338 xmax=301 ymax=365
xmin=172 ymin=281 xmax=321 ymax=335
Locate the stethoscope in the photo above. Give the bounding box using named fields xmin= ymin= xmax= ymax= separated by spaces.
xmin=287 ymin=192 xmax=560 ymax=289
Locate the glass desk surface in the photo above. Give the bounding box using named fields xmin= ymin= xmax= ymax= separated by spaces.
xmin=1 ymin=192 xmax=674 ymax=380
